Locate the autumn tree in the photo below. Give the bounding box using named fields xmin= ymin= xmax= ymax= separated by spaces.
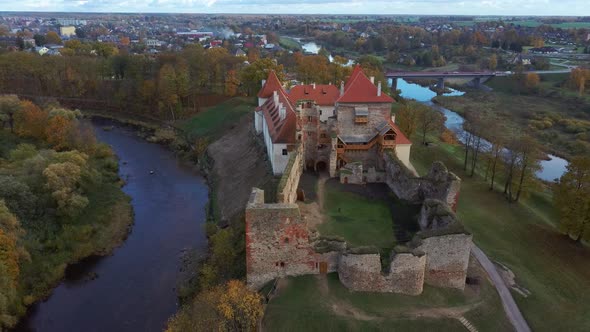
xmin=488 ymin=54 xmax=498 ymax=71
xmin=43 ymin=157 xmax=89 ymax=219
xmin=395 ymin=103 xmax=418 ymax=138
xmin=166 ymin=280 xmax=263 ymax=332
xmin=45 ymin=31 xmax=62 ymax=45
xmin=239 ymin=58 xmax=284 ymax=96
xmin=225 ymin=69 xmax=239 ymax=97
xmin=416 ymin=105 xmax=445 ymax=145
xmin=569 ymin=68 xmax=590 ymax=96
xmin=45 ymin=115 xmax=75 ymax=151
xmin=14 ymin=100 xmax=48 ymax=139
xmin=0 ymin=95 xmax=23 ymax=133
xmin=524 ymin=72 xmax=540 ymax=91
xmin=554 ymin=156 xmax=590 ymax=243
xmin=158 ymin=64 xmax=180 ymax=121
xmin=296 ymin=55 xmax=330 ymax=84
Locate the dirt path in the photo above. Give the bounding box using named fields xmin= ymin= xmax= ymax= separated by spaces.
xmin=317 ymin=173 xmax=328 ymax=211
xmin=472 ymin=245 xmax=531 ymax=332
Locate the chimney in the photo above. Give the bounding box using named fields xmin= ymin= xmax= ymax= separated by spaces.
xmin=273 ymin=90 xmax=279 ymax=105
xmin=377 ymin=81 xmax=382 ymax=97
xmin=340 ymin=81 xmax=344 ymax=96
xmin=391 ymin=114 xmax=396 ymax=124
xmin=261 ymin=79 xmax=266 ymax=87
xmin=370 ymin=76 xmax=375 ymax=84
xmin=312 ymin=83 xmax=316 ymax=89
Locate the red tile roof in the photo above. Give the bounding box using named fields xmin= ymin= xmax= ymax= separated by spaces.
xmin=257 ymin=70 xmax=284 ymax=99
xmin=257 ymin=88 xmax=297 ymax=144
xmin=288 ymin=84 xmax=340 ymax=106
xmin=337 ymin=65 xmax=394 ymax=104
xmin=390 ymin=121 xmax=411 ymax=145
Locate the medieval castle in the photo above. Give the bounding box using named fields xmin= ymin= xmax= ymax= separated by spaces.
xmin=246 ymin=66 xmax=472 ymax=295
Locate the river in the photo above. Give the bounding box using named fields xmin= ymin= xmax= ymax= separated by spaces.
xmin=394 ymin=78 xmax=569 ymax=181
xmin=15 ymin=119 xmax=209 ymax=332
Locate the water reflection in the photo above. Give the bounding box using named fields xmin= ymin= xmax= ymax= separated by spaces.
xmin=393 ymin=78 xmax=568 ymax=181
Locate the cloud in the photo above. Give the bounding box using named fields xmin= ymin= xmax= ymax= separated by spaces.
xmin=0 ymin=0 xmax=587 ymax=15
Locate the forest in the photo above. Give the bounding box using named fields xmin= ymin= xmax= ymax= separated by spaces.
xmin=0 ymin=95 xmax=132 ymax=328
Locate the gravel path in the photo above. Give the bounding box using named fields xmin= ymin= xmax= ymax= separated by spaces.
xmin=472 ymin=245 xmax=531 ymax=332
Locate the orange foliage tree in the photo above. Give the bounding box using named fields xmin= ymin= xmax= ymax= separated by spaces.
xmin=45 ymin=115 xmax=74 ymax=151
xmin=14 ymin=100 xmax=49 ymax=139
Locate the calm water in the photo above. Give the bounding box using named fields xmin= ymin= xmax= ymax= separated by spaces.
xmin=394 ymin=78 xmax=569 ymax=181
xmin=16 ymin=119 xmax=209 ymax=332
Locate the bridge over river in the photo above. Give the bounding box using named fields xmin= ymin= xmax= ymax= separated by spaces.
xmin=386 ymin=69 xmax=572 ymax=91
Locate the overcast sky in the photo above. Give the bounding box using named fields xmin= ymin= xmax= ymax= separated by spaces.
xmin=0 ymin=0 xmax=588 ymax=16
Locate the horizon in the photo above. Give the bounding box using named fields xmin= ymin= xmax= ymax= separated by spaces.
xmin=0 ymin=0 xmax=589 ymax=17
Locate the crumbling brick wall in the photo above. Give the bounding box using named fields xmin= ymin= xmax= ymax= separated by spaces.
xmin=276 ymin=146 xmax=303 ymax=204
xmin=246 ymin=188 xmax=341 ymax=289
xmin=415 ymin=233 xmax=473 ymax=289
xmin=338 ymin=251 xmax=426 ymax=295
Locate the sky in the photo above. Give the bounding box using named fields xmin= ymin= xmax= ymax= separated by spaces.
xmin=0 ymin=0 xmax=588 ymax=16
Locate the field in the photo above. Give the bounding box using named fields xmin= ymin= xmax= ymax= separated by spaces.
xmin=451 ymin=19 xmax=590 ymax=29
xmin=179 ymin=97 xmax=256 ymax=141
xmin=434 ymin=75 xmax=590 ymax=160
xmin=279 ymin=37 xmax=302 ymax=51
xmin=262 ymin=266 xmax=512 ymax=332
xmin=408 ymin=131 xmax=590 ymax=332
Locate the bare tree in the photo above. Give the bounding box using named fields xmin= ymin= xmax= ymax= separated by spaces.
xmin=416 ymin=105 xmax=445 ymax=145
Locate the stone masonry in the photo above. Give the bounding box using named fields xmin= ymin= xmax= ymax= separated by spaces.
xmin=245 ymin=154 xmax=472 ymax=294
xmin=338 ymin=251 xmax=426 ymax=295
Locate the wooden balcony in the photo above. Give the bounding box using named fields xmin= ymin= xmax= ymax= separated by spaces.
xmin=355 ymin=117 xmax=368 ymax=124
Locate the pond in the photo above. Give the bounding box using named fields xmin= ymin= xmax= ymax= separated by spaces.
xmin=393 ymin=78 xmax=569 ymax=181
xmin=15 ymin=119 xmax=209 ymax=332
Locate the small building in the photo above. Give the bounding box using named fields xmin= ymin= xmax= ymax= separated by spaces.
xmin=60 ymin=26 xmax=76 ymax=37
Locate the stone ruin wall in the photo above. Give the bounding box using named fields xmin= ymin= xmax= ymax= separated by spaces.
xmin=383 ymin=152 xmax=461 ymax=211
xmin=276 ymin=146 xmax=304 ymax=204
xmin=416 ymin=233 xmax=473 ymax=289
xmin=338 ymin=252 xmax=426 ymax=295
xmin=246 ymin=154 xmax=471 ymax=293
xmin=246 ymin=188 xmax=342 ymax=289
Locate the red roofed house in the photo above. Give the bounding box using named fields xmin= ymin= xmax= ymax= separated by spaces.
xmin=254 ymin=66 xmax=413 ymax=177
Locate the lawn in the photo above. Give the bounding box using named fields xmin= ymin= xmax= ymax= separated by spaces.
xmin=263 ymin=270 xmax=512 ymax=332
xmin=179 ymin=97 xmax=256 ymax=141
xmin=317 ymin=181 xmax=396 ymax=250
xmin=409 ymin=132 xmax=590 ymax=332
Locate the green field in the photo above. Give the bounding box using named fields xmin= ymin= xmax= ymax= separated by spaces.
xmin=317 ymin=182 xmax=395 ymax=249
xmin=263 ymin=269 xmax=511 ymax=332
xmin=279 ymin=37 xmax=302 ymax=51
xmin=179 ymin=97 xmax=256 ymax=140
xmin=408 ymin=131 xmax=590 ymax=332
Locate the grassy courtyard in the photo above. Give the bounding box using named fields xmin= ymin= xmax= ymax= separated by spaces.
xmin=409 ymin=133 xmax=590 ymax=332
xmin=316 ymin=181 xmax=396 ymax=250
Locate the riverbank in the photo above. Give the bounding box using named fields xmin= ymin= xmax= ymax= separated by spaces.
xmin=433 ymin=77 xmax=590 ymax=161
xmin=1 ymin=125 xmax=134 ymax=329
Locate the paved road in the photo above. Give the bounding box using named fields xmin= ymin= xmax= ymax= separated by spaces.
xmin=472 ymin=245 xmax=532 ymax=332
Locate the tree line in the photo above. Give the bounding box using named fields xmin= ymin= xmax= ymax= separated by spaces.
xmin=0 ymin=95 xmax=132 ymax=328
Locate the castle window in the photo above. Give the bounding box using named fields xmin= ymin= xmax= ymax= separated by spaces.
xmin=308 ymin=116 xmax=313 ymax=122
xmin=319 ymin=110 xmax=323 ymax=115
xmin=284 ymin=237 xmax=289 ymax=244
xmin=298 ymin=134 xmax=302 ymax=141
xmin=315 ymin=262 xmax=319 ymax=269
xmin=282 ymin=149 xmax=288 ymax=156
xmin=275 ymin=262 xmax=279 ymax=267
xmin=280 ymin=262 xmax=285 ymax=268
